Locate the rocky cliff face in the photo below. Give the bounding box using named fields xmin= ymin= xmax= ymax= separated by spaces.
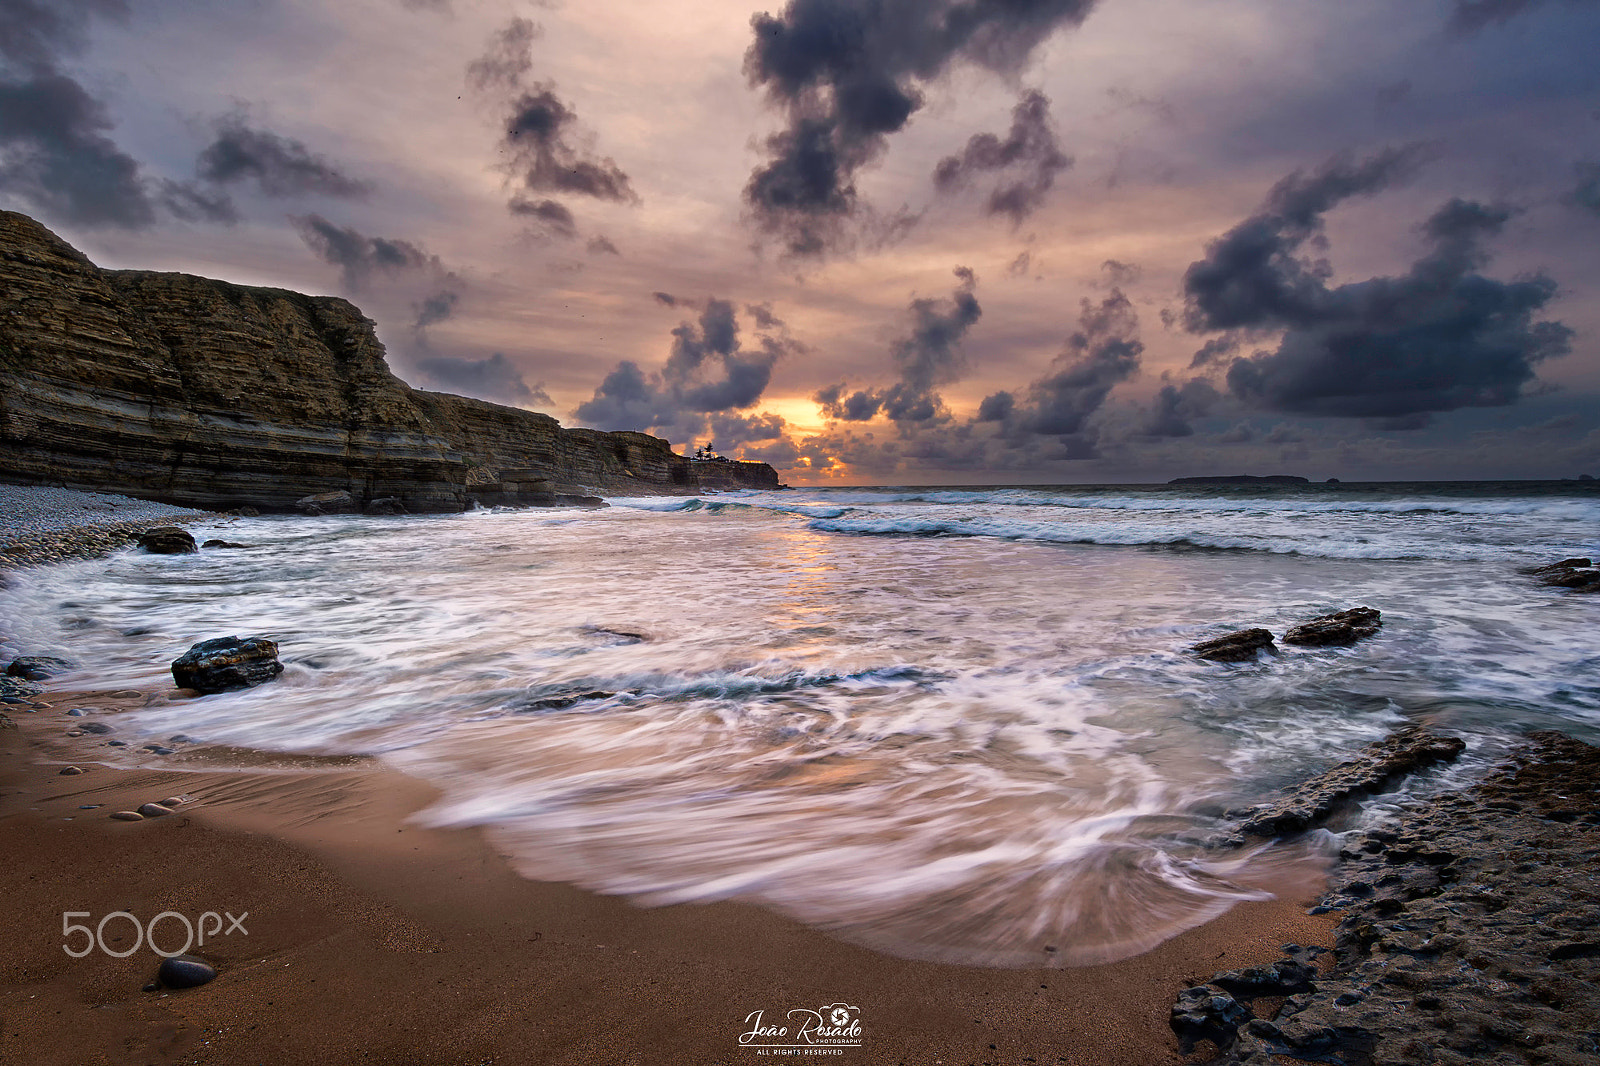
xmin=0 ymin=212 xmax=777 ymax=511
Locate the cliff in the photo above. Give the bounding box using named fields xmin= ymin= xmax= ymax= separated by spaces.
xmin=0 ymin=212 xmax=778 ymax=511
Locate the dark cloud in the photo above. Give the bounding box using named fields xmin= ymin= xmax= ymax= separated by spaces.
xmin=1374 ymin=80 xmax=1412 ymax=109
xmin=1141 ymin=379 xmax=1220 ymax=438
xmin=815 ymin=267 xmax=982 ymax=425
xmin=1184 ymin=158 xmax=1572 ymax=420
xmin=984 ymin=287 xmax=1143 ymax=444
xmin=157 ymin=178 xmax=237 ymax=224
xmin=1007 ymin=250 xmax=1032 ymax=277
xmin=412 ymin=289 xmax=460 ymax=330
xmin=1569 ymin=160 xmax=1600 ymax=218
xmin=587 ymin=234 xmax=619 ymax=255
xmin=195 ymin=116 xmax=371 ymax=199
xmin=1101 ymin=258 xmax=1140 ymax=286
xmin=291 ymin=213 xmax=449 ymax=290
xmin=510 ymin=195 xmax=577 ymax=239
xmin=1448 ymin=0 xmax=1556 ymax=32
xmin=932 ymin=89 xmax=1071 ymax=225
xmin=466 ymin=16 xmax=540 ymax=91
xmin=501 ymin=86 xmax=637 ymax=204
xmin=0 ymin=0 xmax=126 ymax=71
xmin=1181 ymin=146 xmax=1429 ymax=333
xmin=746 ymin=302 xmax=784 ymax=330
xmin=742 ymin=0 xmax=1098 ymax=255
xmin=653 ymin=291 xmax=679 ymax=307
xmin=575 ymin=300 xmax=796 ymax=439
xmin=0 ymin=69 xmax=154 ymax=227
xmin=413 ymin=352 xmax=550 ymax=407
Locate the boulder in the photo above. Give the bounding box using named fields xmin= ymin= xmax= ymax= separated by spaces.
xmin=1191 ymin=628 xmax=1275 ymax=662
xmin=295 ymin=490 xmax=357 ymax=516
xmin=1234 ymin=726 xmax=1466 ymax=837
xmin=201 ymin=539 xmax=250 ymax=549
xmin=225 ymin=506 xmax=261 ymax=517
xmin=364 ymin=496 xmax=407 ymax=515
xmin=1525 ymin=557 xmax=1591 ymax=574
xmin=6 ymin=655 xmax=74 ymax=680
xmin=1282 ymin=606 xmax=1381 ymax=646
xmin=1536 ymin=566 xmax=1600 ymax=590
xmin=137 ymin=526 xmax=196 ymax=554
xmin=171 ymin=636 xmax=283 ymax=694
xmin=157 ymin=955 xmax=217 ymax=989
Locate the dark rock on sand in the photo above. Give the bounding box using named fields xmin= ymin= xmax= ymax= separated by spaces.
xmin=201 ymin=539 xmax=250 ymax=549
xmin=171 ymin=635 xmax=283 ymax=693
xmin=1189 ymin=731 xmax=1600 ymax=1066
xmin=1172 ymin=985 xmax=1250 ymax=1051
xmin=1234 ymin=726 xmax=1465 ymax=837
xmin=76 ymin=721 xmax=113 ymax=734
xmin=6 ymin=655 xmax=74 ymax=680
xmin=137 ymin=526 xmax=197 ymax=554
xmin=1191 ymin=629 xmax=1275 ymax=662
xmin=364 ymin=496 xmax=407 ymax=515
xmin=141 ymin=745 xmax=178 ymax=755
xmin=137 ymin=802 xmax=173 ymax=817
xmin=0 ymin=676 xmax=43 ymax=698
xmin=1281 ymin=606 xmax=1381 ymax=646
xmin=158 ymin=955 xmax=217 ymax=989
xmin=0 ymin=711 xmax=14 ymax=730
xmin=58 ymin=766 xmax=85 ymax=775
xmin=296 ymin=490 xmax=358 ymax=516
xmin=109 ymin=811 xmax=143 ymax=821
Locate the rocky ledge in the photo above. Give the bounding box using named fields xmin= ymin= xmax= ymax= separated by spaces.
xmin=1179 ymin=730 xmax=1600 ymax=1066
xmin=0 ymin=211 xmax=778 ymax=512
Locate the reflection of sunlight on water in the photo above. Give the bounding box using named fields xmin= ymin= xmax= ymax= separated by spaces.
xmin=3 ymin=488 xmax=1597 ymax=966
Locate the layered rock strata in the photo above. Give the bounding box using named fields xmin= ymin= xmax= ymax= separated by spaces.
xmin=0 ymin=212 xmax=777 ymax=511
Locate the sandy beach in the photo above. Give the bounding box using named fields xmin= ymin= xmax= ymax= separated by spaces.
xmin=0 ymin=681 xmax=1335 ymax=1066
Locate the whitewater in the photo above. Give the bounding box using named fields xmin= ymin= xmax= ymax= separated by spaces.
xmin=3 ymin=480 xmax=1597 ymax=966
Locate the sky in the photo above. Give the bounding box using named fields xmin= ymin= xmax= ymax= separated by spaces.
xmin=2 ymin=0 xmax=1598 ymax=485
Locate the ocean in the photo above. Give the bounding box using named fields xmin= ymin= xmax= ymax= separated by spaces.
xmin=5 ymin=481 xmax=1598 ymax=967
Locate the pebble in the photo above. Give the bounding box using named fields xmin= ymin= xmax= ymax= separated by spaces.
xmin=157 ymin=955 xmax=217 ymax=989
xmin=109 ymin=811 xmax=143 ymax=821
xmin=106 ymin=740 xmax=127 ymax=746
xmin=142 ymin=745 xmax=178 ymax=755
xmin=77 ymin=721 xmax=113 ymax=734
xmin=158 ymin=797 xmax=184 ymax=807
xmin=169 ymin=734 xmax=199 ymax=744
xmin=66 ymin=707 xmax=89 ymax=716
xmin=58 ymin=766 xmax=86 ymax=776
xmin=136 ymin=802 xmax=173 ymax=817
xmin=78 ymin=804 xmax=101 ymax=810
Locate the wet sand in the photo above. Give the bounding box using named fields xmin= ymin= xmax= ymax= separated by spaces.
xmin=0 ymin=686 xmax=1335 ymax=1066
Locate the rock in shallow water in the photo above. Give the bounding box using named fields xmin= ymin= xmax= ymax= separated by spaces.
xmin=296 ymin=490 xmax=356 ymax=516
xmin=137 ymin=526 xmax=196 ymax=554
xmin=157 ymin=955 xmax=217 ymax=989
xmin=170 ymin=636 xmax=283 ymax=693
xmin=1282 ymin=606 xmax=1381 ymax=646
xmin=1191 ymin=628 xmax=1276 ymax=662
xmin=6 ymin=655 xmax=74 ymax=680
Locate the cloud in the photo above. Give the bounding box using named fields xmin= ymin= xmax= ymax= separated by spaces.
xmin=652 ymin=291 xmax=679 ymax=306
xmin=1447 ymin=0 xmax=1563 ymax=32
xmin=1141 ymin=379 xmax=1220 ymax=438
xmin=466 ymin=16 xmax=540 ymax=92
xmin=981 ymin=287 xmax=1142 ymax=446
xmin=157 ymin=178 xmax=237 ymax=223
xmin=1569 ymin=160 xmax=1600 ymax=218
xmin=0 ymin=0 xmax=127 ymax=72
xmin=932 ymin=89 xmax=1071 ymax=225
xmin=816 ymin=266 xmax=982 ymax=425
xmin=0 ymin=69 xmax=155 ymax=228
xmin=291 ymin=213 xmax=462 ymax=298
xmin=741 ymin=0 xmax=1099 ymax=256
xmin=587 ymin=234 xmax=619 ymax=255
xmin=1182 ymin=153 xmax=1573 ymax=421
xmin=412 ymin=289 xmax=460 ymax=329
xmin=195 ymin=115 xmax=371 ymax=199
xmin=1181 ymin=146 xmax=1429 ymax=333
xmin=413 ymin=352 xmax=551 ymax=407
xmin=510 ymin=195 xmax=577 ymax=239
xmin=575 ymin=300 xmax=798 ymax=441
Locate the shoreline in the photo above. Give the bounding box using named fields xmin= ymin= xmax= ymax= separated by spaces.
xmin=1 ymin=683 xmax=1336 ymax=1065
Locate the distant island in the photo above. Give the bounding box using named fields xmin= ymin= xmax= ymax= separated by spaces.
xmin=1168 ymin=475 xmax=1310 ymax=486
